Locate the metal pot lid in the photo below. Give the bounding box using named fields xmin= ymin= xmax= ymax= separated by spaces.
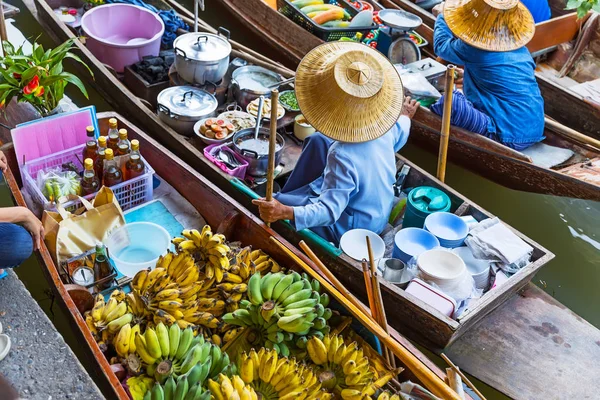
xmin=174 ymin=32 xmax=232 ymax=62
xmin=157 ymin=86 xmax=217 ymax=118
xmin=232 ymin=66 xmax=281 ymax=93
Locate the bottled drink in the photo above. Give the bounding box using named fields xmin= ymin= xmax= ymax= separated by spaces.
xmin=126 ymin=139 xmax=145 ymax=179
xmin=107 ymin=118 xmax=119 ymax=151
xmin=82 ymin=126 xmax=97 ymax=163
xmin=117 ymin=128 xmax=131 ymax=156
xmin=81 ymin=158 xmax=100 ymax=195
xmin=94 ymin=136 xmax=107 ymax=182
xmin=93 ymin=242 xmax=112 ymax=291
xmin=103 ymin=148 xmax=123 ymax=186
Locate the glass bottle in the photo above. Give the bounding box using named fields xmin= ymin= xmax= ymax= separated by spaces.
xmin=93 ymin=242 xmax=112 ymax=291
xmin=81 ymin=158 xmax=100 ymax=195
xmin=94 ymin=136 xmax=107 ymax=182
xmin=107 ymin=118 xmax=119 ymax=151
xmin=103 ymin=148 xmax=123 ymax=186
xmin=117 ymin=128 xmax=131 ymax=156
xmin=82 ymin=126 xmax=97 ymax=163
xmin=126 ymin=139 xmax=145 ymax=179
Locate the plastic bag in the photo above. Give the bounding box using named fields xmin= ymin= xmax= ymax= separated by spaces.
xmin=36 ymin=169 xmax=82 ymax=202
xmin=395 ymin=66 xmax=442 ymax=100
xmin=398 ymin=381 xmax=441 ymax=399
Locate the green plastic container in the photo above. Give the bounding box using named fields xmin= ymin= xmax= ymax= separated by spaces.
xmin=402 ymin=186 xmax=451 ymax=229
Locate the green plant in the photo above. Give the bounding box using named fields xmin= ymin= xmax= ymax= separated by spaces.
xmin=0 ymin=37 xmax=93 ymax=116
xmin=566 ymin=0 xmax=600 ymax=18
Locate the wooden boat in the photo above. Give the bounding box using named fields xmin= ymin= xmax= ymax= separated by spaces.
xmin=23 ymin=1 xmax=600 ymax=398
xmin=2 ymin=108 xmax=464 ymax=399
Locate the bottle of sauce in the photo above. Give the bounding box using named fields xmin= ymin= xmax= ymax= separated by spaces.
xmin=93 ymin=242 xmax=112 ymax=291
xmin=117 ymin=128 xmax=131 ymax=156
xmin=126 ymin=139 xmax=145 ymax=179
xmin=107 ymin=118 xmax=119 ymax=151
xmin=94 ymin=136 xmax=107 ymax=183
xmin=103 ymin=148 xmax=123 ymax=187
xmin=82 ymin=126 xmax=97 ymax=163
xmin=81 ymin=158 xmax=100 ymax=195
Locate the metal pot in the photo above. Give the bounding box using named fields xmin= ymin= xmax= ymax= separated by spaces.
xmin=232 ymin=127 xmax=285 ymax=177
xmin=173 ymin=27 xmax=232 ymax=85
xmin=231 ymin=66 xmax=282 ymax=109
xmin=157 ymin=86 xmax=218 ymax=136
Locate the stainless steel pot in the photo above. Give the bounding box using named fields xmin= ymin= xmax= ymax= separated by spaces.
xmin=173 ymin=27 xmax=232 ymax=85
xmin=231 ymin=66 xmax=282 ymax=109
xmin=157 ymin=86 xmax=218 ymax=136
xmin=232 ymin=127 xmax=285 ymax=177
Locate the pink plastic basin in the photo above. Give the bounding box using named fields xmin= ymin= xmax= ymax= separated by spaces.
xmin=81 ymin=4 xmax=164 ymax=72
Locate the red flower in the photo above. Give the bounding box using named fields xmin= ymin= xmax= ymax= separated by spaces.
xmin=23 ymin=75 xmax=39 ymax=95
xmin=12 ymin=73 xmax=21 ymax=79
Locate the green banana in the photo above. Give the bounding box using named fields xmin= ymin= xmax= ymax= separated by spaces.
xmin=320 ymin=293 xmax=330 ymax=307
xmin=322 ymin=308 xmax=333 ymax=320
xmin=209 ymin=344 xmax=222 ymax=376
xmin=311 ymin=279 xmax=320 ymax=292
xmin=156 ymin=322 xmax=170 ymax=358
xmin=260 ymin=272 xmax=282 ymax=300
xmin=291 ymin=271 xmax=301 ymax=282
xmin=144 ymin=390 xmax=152 ymax=400
xmin=164 ymin=376 xmax=176 ymax=400
xmin=169 ymin=324 xmax=181 ymax=359
xmin=302 ymin=279 xmax=312 ymax=290
xmin=151 ymin=382 xmax=164 ymax=400
xmin=145 ymin=328 xmax=163 ymax=359
xmin=283 ymin=306 xmax=315 ymax=316
xmin=174 ymin=375 xmax=189 ymax=400
xmin=296 ymin=336 xmax=308 ymax=349
xmin=221 ymin=313 xmax=244 ymax=326
xmin=279 ymin=342 xmax=290 ymax=357
xmin=276 ymin=280 xmax=305 ymax=303
xmin=271 ymin=273 xmax=295 ymax=300
xmin=285 ymin=298 xmax=318 ymax=310
xmin=176 ymin=327 xmax=194 ymax=360
xmin=313 ymin=317 xmax=327 ymax=330
xmin=184 ymin=383 xmax=201 ymax=400
xmin=247 ymin=272 xmax=263 ymax=305
xmin=314 ymin=303 xmax=325 ymax=317
xmin=199 ymin=342 xmax=212 ymax=363
xmin=194 ymin=358 xmax=212 ymax=386
xmin=267 ymin=331 xmax=284 ymax=344
xmin=179 ymin=344 xmax=203 ymax=375
xmin=281 ymin=288 xmax=313 ymax=307
xmin=231 ymin=309 xmax=253 ymax=326
xmin=278 ymin=314 xmax=314 ymax=333
xmin=107 ymin=313 xmax=133 ymax=333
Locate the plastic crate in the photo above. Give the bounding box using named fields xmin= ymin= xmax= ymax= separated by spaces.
xmin=23 ymin=144 xmax=154 ymax=213
xmin=277 ymin=0 xmax=376 ymax=41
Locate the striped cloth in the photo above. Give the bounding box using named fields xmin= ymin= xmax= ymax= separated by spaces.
xmin=430 ymin=90 xmax=490 ymax=136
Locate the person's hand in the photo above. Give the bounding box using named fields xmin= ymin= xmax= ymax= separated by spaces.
xmin=454 ymin=67 xmax=464 ymax=89
xmin=0 ymin=150 xmax=6 ymax=173
xmin=252 ymin=198 xmax=294 ymax=224
xmin=401 ymin=96 xmax=419 ymax=119
xmin=19 ymin=207 xmax=44 ymax=251
xmin=432 ymin=2 xmax=444 ymax=17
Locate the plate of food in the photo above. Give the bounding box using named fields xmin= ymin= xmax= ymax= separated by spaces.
xmin=247 ymin=97 xmax=285 ymax=120
xmin=279 ymin=90 xmax=300 ymax=112
xmin=217 ymin=110 xmax=256 ymax=131
xmin=194 ymin=117 xmax=236 ymax=145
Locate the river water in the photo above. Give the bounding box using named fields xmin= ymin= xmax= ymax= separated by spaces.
xmin=2 ymin=1 xmax=599 ymax=399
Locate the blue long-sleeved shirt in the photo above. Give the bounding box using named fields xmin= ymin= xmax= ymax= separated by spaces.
xmin=520 ymin=0 xmax=551 ymax=23
xmin=434 ymin=15 xmax=545 ymax=145
xmin=292 ymin=117 xmax=411 ymax=243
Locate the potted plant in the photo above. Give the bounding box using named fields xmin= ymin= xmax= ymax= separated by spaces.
xmin=0 ymin=37 xmax=93 ymax=117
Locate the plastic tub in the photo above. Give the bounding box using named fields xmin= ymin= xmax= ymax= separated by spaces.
xmin=81 ymin=4 xmax=164 ymax=72
xmin=402 ymin=186 xmax=451 ymax=229
xmin=105 ymin=222 xmax=170 ymax=278
xmin=405 ymin=278 xmax=457 ymax=317
xmin=424 ymin=212 xmax=468 ymax=248
xmin=392 ymin=227 xmax=440 ymax=263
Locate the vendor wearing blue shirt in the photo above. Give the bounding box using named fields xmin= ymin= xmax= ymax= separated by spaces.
xmin=252 ymin=42 xmax=417 ymax=245
xmin=521 ymin=0 xmax=551 ymax=23
xmin=431 ymin=0 xmax=545 ymax=151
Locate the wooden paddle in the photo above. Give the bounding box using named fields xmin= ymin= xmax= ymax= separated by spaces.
xmin=437 ymin=65 xmax=456 ymax=183
xmin=265 ymin=89 xmax=279 ymax=227
xmin=544 ymin=117 xmax=600 ymax=152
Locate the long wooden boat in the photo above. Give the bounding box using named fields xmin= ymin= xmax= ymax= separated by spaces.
xmin=3 ymin=109 xmax=464 ymax=399
xmin=23 ymin=0 xmax=600 ymax=398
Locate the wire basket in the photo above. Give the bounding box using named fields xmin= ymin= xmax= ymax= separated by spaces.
xmin=22 ymin=144 xmax=154 ymax=213
xmin=277 ymin=0 xmax=376 ymax=41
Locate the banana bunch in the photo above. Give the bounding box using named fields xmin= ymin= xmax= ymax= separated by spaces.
xmin=172 ymin=226 xmax=231 ymax=282
xmin=238 ymin=348 xmax=332 ymax=400
xmin=306 ymin=335 xmax=397 ymax=399
xmin=207 ymin=373 xmax=258 ymax=400
xmin=113 ymin=323 xmax=142 ymax=359
xmin=376 ymin=392 xmax=401 ymax=400
xmin=85 ymin=291 xmax=134 ymax=344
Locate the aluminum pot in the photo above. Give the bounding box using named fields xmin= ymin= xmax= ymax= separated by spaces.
xmin=173 ymin=27 xmax=231 ymax=85
xmin=231 ymin=66 xmax=282 ymax=109
xmin=232 ymin=127 xmax=285 ymax=177
xmin=157 ymin=86 xmax=218 ymax=137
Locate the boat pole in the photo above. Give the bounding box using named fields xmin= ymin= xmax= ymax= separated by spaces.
xmin=265 ymin=89 xmax=279 ymax=227
xmin=436 ymin=65 xmax=456 ymax=183
xmin=0 ymin=0 xmax=7 ymax=55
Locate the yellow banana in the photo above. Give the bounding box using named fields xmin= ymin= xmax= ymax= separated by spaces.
xmin=91 ymin=294 xmax=105 ymax=322
xmin=132 ymin=269 xmax=148 ymax=292
xmin=114 ymin=323 xmax=131 ymax=357
xmin=144 ymin=328 xmax=162 ymax=359
xmin=157 ymin=251 xmax=174 ymax=270
xmin=105 ymin=301 xmax=127 ymax=322
xmin=307 ymin=337 xmax=328 ymax=365
xmin=129 ymin=324 xmax=140 ymax=353
xmin=153 ymin=288 xmax=181 ymax=302
xmin=134 ymin=332 xmax=157 ymax=364
xmin=144 ymin=267 xmax=167 ymax=293
xmin=101 ymin=298 xmax=118 ymax=321
xmin=107 ymin=313 xmax=133 ymax=334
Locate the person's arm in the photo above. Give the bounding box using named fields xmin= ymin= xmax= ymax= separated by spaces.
xmin=394 ymin=96 xmax=419 ymax=151
xmin=433 ymin=14 xmax=470 ymax=65
xmin=0 ymin=206 xmax=44 ymax=250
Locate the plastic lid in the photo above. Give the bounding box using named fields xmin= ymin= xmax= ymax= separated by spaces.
xmin=119 ymin=129 xmax=128 ymax=139
xmin=157 ymin=86 xmax=218 ymax=119
xmin=84 ymin=158 xmax=93 ymax=169
xmin=408 ymin=186 xmax=451 ymax=213
xmin=174 ymin=32 xmax=231 ymax=62
xmin=105 ymin=148 xmax=114 ymax=160
xmin=131 ymin=139 xmax=139 ymax=151
xmin=98 ymin=136 xmax=107 ymax=146
xmin=108 ymin=118 xmax=117 ymax=128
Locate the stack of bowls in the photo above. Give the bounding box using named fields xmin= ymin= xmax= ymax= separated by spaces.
xmin=392 ymin=227 xmax=440 ymax=263
xmin=424 ymin=212 xmax=469 ymax=248
xmin=417 ymin=249 xmax=467 ymax=292
xmin=452 ymin=247 xmax=491 ymax=290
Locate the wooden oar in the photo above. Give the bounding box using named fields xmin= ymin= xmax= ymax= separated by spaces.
xmin=436 ymin=64 xmax=456 ymax=183
xmin=361 ymin=260 xmax=377 ymax=321
xmin=270 ymin=236 xmax=461 ymax=400
xmin=265 ymin=89 xmax=279 ymax=228
xmin=544 ymin=117 xmax=600 ymax=152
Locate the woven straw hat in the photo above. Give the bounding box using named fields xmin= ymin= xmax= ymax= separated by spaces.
xmin=443 ymin=0 xmax=535 ymax=51
xmin=295 ymin=42 xmax=403 ymax=143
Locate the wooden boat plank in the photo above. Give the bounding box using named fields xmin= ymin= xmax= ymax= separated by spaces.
xmin=527 ymin=12 xmax=588 ymax=54
xmin=447 ymin=283 xmax=600 ymax=400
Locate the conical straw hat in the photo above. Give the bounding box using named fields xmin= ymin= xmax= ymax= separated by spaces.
xmin=295 ymin=42 xmax=404 ymax=143
xmin=444 ymin=0 xmax=535 ymax=51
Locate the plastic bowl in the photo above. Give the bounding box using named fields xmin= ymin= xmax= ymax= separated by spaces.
xmin=105 ymin=222 xmax=170 ymax=278
xmin=417 ymin=249 xmax=466 ymax=281
xmin=453 ymin=246 xmax=491 ymax=289
xmin=194 ymin=118 xmax=236 ymax=145
xmin=392 ymin=227 xmax=440 ymax=263
xmin=424 ymin=212 xmax=469 ymax=247
xmin=340 ymin=229 xmax=385 ymax=261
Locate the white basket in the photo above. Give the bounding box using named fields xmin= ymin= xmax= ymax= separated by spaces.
xmin=22 ymin=144 xmax=154 ymax=212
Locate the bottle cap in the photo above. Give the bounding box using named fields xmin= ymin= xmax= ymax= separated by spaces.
xmin=98 ymin=136 xmax=107 ymax=146
xmin=108 ymin=118 xmax=117 ymax=128
xmin=86 ymin=126 xmax=95 ymax=135
xmin=131 ymin=139 xmax=139 ymax=151
xmin=118 ymin=129 xmax=128 ymax=139
xmin=84 ymin=158 xmax=93 ymax=169
xmin=105 ymin=148 xmax=114 ymax=160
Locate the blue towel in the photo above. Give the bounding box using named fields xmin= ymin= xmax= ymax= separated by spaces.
xmin=105 ymin=0 xmax=188 ymax=47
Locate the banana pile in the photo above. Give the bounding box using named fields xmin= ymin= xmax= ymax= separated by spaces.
xmin=222 ymin=271 xmax=333 ymax=355
xmin=376 ymin=392 xmax=402 ymax=400
xmin=85 ymin=291 xmax=134 ymax=346
xmin=172 ymin=226 xmax=231 ymax=282
xmin=306 ymin=335 xmax=397 ymax=400
xmin=238 ymin=348 xmax=332 ymax=400
xmin=207 ymin=374 xmax=258 ymax=400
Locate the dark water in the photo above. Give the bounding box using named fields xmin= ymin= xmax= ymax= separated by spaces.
xmin=1 ymin=1 xmax=598 ymax=399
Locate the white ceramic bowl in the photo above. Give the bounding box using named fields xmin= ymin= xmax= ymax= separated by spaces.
xmin=417 ymin=249 xmax=466 ymax=282
xmin=340 ymin=229 xmax=385 ymax=261
xmin=194 ymin=117 xmax=236 ymax=145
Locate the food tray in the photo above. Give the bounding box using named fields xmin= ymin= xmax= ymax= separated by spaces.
xmin=23 ymin=143 xmax=154 ymax=213
xmin=277 ymin=0 xmax=376 ymax=41
xmin=204 ymin=142 xmax=249 ymax=179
